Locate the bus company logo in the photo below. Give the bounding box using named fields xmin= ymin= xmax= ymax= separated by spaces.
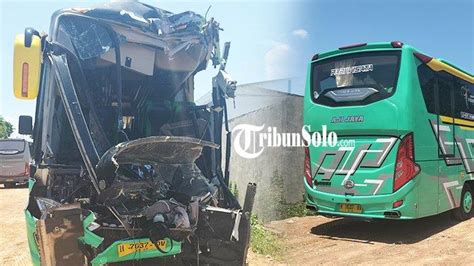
xmin=343 ymin=179 xmax=355 ymax=189
xmin=460 ymin=111 xmax=474 ymax=121
xmin=331 ymin=115 xmax=364 ymax=123
xmin=461 ymin=85 xmax=474 ymax=108
xmin=330 ymin=64 xmax=373 ymax=76
xmin=232 ymin=124 xmax=338 ymax=159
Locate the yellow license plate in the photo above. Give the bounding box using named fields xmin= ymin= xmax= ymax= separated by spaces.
xmin=339 ymin=203 xmax=363 ymax=213
xmin=117 ymin=240 xmax=167 ymax=257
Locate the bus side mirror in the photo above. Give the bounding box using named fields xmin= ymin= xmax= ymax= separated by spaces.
xmin=13 ymin=27 xmax=42 ymax=100
xmin=19 ymin=115 xmax=33 ymax=135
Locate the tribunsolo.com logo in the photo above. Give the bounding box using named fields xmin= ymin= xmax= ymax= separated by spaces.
xmin=232 ymin=124 xmax=353 ymax=159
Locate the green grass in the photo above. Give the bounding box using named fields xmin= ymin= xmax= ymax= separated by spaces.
xmin=250 ymin=215 xmax=283 ymax=259
xmin=279 ymin=199 xmax=316 ymax=220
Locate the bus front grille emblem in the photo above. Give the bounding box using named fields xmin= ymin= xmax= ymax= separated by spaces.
xmin=344 ymin=179 xmax=355 ymax=189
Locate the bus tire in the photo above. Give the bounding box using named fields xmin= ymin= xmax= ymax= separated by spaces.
xmin=453 ymin=185 xmax=473 ymax=221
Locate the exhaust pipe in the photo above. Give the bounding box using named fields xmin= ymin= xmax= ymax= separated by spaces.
xmin=384 ymin=211 xmax=401 ymax=218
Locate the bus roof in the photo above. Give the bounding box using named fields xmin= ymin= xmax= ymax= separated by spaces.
xmin=311 ymin=41 xmax=473 ymax=83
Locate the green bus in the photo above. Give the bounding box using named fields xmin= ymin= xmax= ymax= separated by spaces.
xmin=304 ymin=41 xmax=474 ymax=220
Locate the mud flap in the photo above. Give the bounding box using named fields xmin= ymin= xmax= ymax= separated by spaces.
xmin=239 ymin=183 xmax=257 ymax=262
xmin=36 ymin=203 xmax=85 ymax=265
xmin=193 ymin=183 xmax=256 ymax=265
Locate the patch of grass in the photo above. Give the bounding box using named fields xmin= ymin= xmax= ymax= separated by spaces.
xmin=250 ymin=215 xmax=283 ymax=259
xmin=279 ymin=200 xmax=315 ymax=219
xmin=229 ymin=181 xmax=239 ymax=198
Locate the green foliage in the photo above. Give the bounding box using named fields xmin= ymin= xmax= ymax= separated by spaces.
xmin=250 ymin=215 xmax=282 ymax=258
xmin=267 ymin=171 xmax=315 ymax=220
xmin=0 ymin=116 xmax=14 ymax=139
xmin=278 ymin=199 xmax=315 ymax=219
xmin=229 ymin=181 xmax=239 ymax=198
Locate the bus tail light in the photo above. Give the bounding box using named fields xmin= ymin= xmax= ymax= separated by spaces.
xmin=304 ymin=145 xmax=313 ymax=187
xmin=393 ymin=200 xmax=403 ymax=208
xmin=414 ymin=52 xmax=433 ymax=64
xmin=339 ymin=43 xmax=367 ymax=50
xmin=24 ymin=162 xmax=30 ymax=176
xmin=393 ymin=133 xmax=420 ymax=192
xmin=390 ymin=41 xmax=404 ymax=48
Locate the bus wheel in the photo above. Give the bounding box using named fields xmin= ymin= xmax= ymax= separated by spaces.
xmin=453 ymin=185 xmax=473 ymax=221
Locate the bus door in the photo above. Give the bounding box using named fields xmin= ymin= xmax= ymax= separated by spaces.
xmin=434 ymin=74 xmax=461 ymax=211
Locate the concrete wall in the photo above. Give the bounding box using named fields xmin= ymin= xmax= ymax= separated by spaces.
xmin=224 ymin=95 xmax=304 ymax=221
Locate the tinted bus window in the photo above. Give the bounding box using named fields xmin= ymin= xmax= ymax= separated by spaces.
xmin=456 ymin=80 xmax=474 ymax=120
xmin=311 ymin=51 xmax=401 ymax=106
xmin=418 ymin=62 xmax=474 ymax=120
xmin=0 ymin=140 xmax=26 ymax=155
xmin=417 ymin=64 xmax=436 ymax=114
xmin=438 ymin=71 xmax=454 ymax=117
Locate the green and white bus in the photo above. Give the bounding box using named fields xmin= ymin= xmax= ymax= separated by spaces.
xmin=304 ymin=41 xmax=474 ymax=220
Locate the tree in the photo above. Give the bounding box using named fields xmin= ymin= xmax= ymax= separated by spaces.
xmin=0 ymin=116 xmax=14 ymax=139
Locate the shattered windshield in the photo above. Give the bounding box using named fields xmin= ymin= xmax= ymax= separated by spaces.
xmin=311 ymin=51 xmax=401 ymax=106
xmin=58 ymin=17 xmax=113 ymax=60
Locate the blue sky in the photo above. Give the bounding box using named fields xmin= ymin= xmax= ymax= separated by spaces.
xmin=298 ymin=0 xmax=473 ymax=70
xmin=0 ymin=0 xmax=473 ymax=137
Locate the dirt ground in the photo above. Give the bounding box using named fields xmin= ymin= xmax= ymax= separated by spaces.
xmin=251 ymin=214 xmax=474 ymax=265
xmin=1 ymin=187 xmax=474 ymax=265
xmin=0 ymin=186 xmax=31 ymax=266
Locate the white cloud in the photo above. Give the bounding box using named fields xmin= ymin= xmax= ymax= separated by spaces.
xmin=264 ymin=41 xmax=295 ymax=80
xmin=292 ymin=29 xmax=308 ymax=39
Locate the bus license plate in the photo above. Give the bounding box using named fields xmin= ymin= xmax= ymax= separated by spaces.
xmin=339 ymin=203 xmax=362 ymax=213
xmin=117 ymin=240 xmax=167 ymax=257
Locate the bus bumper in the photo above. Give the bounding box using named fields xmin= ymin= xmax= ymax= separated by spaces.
xmin=304 ymin=178 xmax=418 ymax=219
xmin=0 ymin=175 xmax=29 ymax=184
xmin=25 ymin=209 xmax=182 ymax=266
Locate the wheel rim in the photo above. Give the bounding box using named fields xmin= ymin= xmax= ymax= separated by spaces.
xmin=463 ymin=191 xmax=473 ymax=213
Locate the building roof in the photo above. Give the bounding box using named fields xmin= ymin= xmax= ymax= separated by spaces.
xmin=196 ymin=79 xmax=303 ymax=120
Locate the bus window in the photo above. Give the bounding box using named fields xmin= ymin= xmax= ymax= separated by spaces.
xmin=437 ymin=71 xmax=454 ymax=118
xmin=311 ymin=51 xmax=401 ymax=106
xmin=0 ymin=140 xmax=26 ymax=155
xmin=455 ymin=80 xmax=474 ymax=120
xmin=417 ymin=63 xmax=436 ymax=114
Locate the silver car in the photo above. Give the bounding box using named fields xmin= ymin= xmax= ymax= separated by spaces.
xmin=0 ymin=139 xmax=31 ymax=188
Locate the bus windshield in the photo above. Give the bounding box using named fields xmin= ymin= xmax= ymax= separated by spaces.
xmin=0 ymin=140 xmax=25 ymax=155
xmin=311 ymin=51 xmax=401 ymax=106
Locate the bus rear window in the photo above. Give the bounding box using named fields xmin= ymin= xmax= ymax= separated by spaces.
xmin=0 ymin=140 xmax=25 ymax=155
xmin=311 ymin=51 xmax=401 ymax=106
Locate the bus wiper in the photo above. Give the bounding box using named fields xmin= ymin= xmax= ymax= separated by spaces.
xmin=322 ymin=86 xmax=379 ymax=102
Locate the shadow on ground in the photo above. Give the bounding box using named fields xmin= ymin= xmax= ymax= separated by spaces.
xmin=311 ymin=212 xmax=459 ymax=244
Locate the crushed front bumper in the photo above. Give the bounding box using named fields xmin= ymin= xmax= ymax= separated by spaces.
xmin=25 ymin=209 xmax=182 ymax=266
xmin=90 ymin=238 xmax=182 ymax=265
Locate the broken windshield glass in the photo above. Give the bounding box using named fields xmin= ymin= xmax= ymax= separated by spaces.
xmin=59 ymin=17 xmax=113 ymax=60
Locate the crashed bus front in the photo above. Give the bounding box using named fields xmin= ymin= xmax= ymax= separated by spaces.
xmin=14 ymin=1 xmax=255 ymax=265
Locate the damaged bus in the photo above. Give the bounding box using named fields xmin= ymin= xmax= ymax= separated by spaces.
xmin=13 ymin=1 xmax=255 ymax=265
xmin=304 ymin=41 xmax=474 ymax=220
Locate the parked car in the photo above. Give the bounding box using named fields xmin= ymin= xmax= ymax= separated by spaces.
xmin=0 ymin=139 xmax=31 ymax=188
